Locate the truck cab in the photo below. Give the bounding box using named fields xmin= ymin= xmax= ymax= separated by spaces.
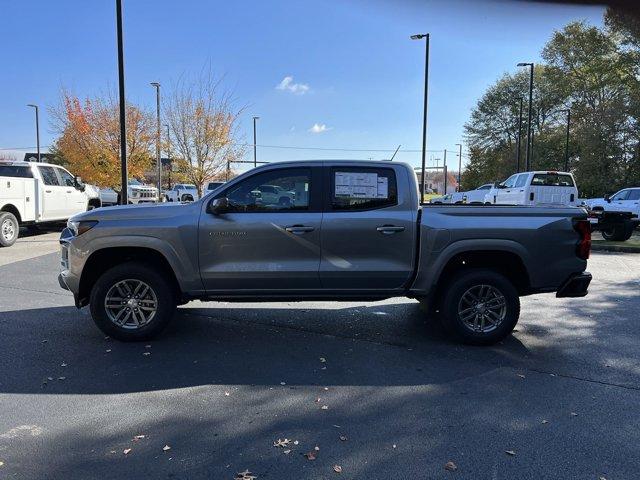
xmin=1 ymin=160 xmax=89 ymax=246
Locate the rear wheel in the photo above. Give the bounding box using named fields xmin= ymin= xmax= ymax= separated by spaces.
xmin=439 ymin=269 xmax=520 ymax=345
xmin=0 ymin=212 xmax=19 ymax=247
xmin=601 ymin=224 xmax=633 ymax=241
xmin=89 ymin=262 xmax=176 ymax=341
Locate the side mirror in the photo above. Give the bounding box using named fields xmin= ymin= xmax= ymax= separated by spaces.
xmin=207 ymin=197 xmax=229 ymax=215
xmin=604 ymin=194 xmax=611 ymax=203
xmin=75 ymin=176 xmax=86 ymax=192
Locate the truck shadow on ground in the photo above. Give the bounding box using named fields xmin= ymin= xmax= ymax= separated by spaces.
xmin=0 ymin=300 xmax=533 ymax=396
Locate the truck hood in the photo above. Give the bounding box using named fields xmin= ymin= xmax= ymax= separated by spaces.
xmin=70 ymin=202 xmax=196 ymax=222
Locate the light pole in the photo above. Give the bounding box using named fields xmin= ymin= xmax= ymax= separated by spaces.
xmin=455 ymin=143 xmax=462 ymax=191
xmin=26 ymin=104 xmax=40 ymax=162
xmin=116 ymin=0 xmax=128 ymax=204
xmin=411 ymin=33 xmax=430 ymax=199
xmin=516 ymin=97 xmax=523 ymax=173
xmin=151 ymin=82 xmax=161 ymax=195
xmin=252 ymin=116 xmax=259 ymax=168
xmin=165 ymin=123 xmax=171 ymax=188
xmin=560 ymin=108 xmax=571 ymax=171
xmin=443 ymin=149 xmax=447 ymax=194
xmin=517 ymin=62 xmax=534 ymax=171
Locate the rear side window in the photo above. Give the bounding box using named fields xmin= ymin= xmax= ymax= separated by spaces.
xmin=330 ymin=167 xmax=397 ymax=211
xmin=38 ymin=166 xmax=61 ymax=186
xmin=531 ymin=173 xmax=575 ymax=187
xmin=0 ymin=165 xmax=33 ymax=178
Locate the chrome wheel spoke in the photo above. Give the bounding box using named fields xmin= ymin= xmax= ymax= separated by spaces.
xmin=458 ymin=284 xmax=507 ymax=334
xmin=105 ymin=279 xmax=157 ymax=330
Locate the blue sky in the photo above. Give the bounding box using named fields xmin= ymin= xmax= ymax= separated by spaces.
xmin=1 ymin=0 xmax=604 ymax=172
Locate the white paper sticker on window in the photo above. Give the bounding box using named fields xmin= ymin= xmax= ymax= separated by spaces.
xmin=335 ymin=172 xmax=389 ymax=199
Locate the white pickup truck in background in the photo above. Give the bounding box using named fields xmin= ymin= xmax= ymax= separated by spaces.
xmin=0 ymin=160 xmax=90 ymax=247
xmin=583 ymin=187 xmax=640 ymax=216
xmin=165 ymin=183 xmax=199 ymax=202
xmin=487 ymin=171 xmax=579 ymax=206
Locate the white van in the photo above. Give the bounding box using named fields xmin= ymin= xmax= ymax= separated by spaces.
xmin=488 ymin=171 xmax=579 ymax=207
xmin=0 ymin=160 xmax=91 ymax=247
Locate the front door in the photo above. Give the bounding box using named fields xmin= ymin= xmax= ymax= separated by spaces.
xmin=55 ymin=167 xmax=87 ymax=216
xmin=494 ymin=174 xmax=518 ymax=205
xmin=198 ymin=167 xmax=322 ymax=293
xmin=320 ymin=166 xmax=415 ymax=291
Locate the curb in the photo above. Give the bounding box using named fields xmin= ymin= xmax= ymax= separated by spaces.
xmin=591 ymin=243 xmax=640 ymax=253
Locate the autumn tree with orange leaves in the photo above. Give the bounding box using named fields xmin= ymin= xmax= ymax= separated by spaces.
xmin=50 ymin=91 xmax=154 ymax=188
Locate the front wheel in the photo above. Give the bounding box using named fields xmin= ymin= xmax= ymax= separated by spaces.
xmin=89 ymin=262 xmax=176 ymax=341
xmin=601 ymin=224 xmax=633 ymax=241
xmin=0 ymin=212 xmax=19 ymax=247
xmin=439 ymin=269 xmax=520 ymax=345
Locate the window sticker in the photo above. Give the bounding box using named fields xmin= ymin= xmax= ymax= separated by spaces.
xmin=335 ymin=172 xmax=389 ymax=199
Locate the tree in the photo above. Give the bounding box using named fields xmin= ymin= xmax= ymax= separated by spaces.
xmin=50 ymin=91 xmax=155 ymax=188
xmin=164 ymin=71 xmax=245 ymax=196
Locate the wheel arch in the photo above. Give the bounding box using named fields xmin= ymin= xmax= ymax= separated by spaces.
xmin=1 ymin=204 xmax=22 ymax=224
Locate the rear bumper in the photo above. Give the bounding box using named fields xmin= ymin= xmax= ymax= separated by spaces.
xmin=556 ymin=272 xmax=592 ymax=298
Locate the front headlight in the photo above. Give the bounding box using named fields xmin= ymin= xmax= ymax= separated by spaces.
xmin=67 ymin=220 xmax=98 ymax=236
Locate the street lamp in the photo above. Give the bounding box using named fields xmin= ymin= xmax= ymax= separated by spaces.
xmin=411 ymin=33 xmax=430 ymax=199
xmin=165 ymin=123 xmax=171 ymax=188
xmin=151 ymin=82 xmax=161 ymax=196
xmin=516 ymin=97 xmax=523 ymax=173
xmin=560 ymin=108 xmax=571 ymax=171
xmin=115 ymin=0 xmax=128 ymax=204
xmin=252 ymin=116 xmax=259 ymax=168
xmin=517 ymin=62 xmax=534 ymax=171
xmin=455 ymin=143 xmax=462 ymax=191
xmin=26 ymin=104 xmax=40 ymax=163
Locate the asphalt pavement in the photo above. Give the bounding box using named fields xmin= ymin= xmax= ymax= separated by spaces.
xmin=0 ymin=231 xmax=639 ymax=479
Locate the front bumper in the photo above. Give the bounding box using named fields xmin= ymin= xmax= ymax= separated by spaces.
xmin=556 ymin=272 xmax=592 ymax=298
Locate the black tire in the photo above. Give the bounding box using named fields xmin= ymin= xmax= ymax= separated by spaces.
xmin=0 ymin=212 xmax=19 ymax=247
xmin=89 ymin=262 xmax=176 ymax=341
xmin=439 ymin=269 xmax=520 ymax=345
xmin=601 ymin=225 xmax=632 ymax=241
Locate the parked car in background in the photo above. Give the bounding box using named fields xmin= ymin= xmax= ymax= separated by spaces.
xmin=0 ymin=160 xmax=90 ymax=247
xmin=60 ymin=160 xmax=592 ymax=346
xmin=205 ymin=181 xmax=225 ymax=194
xmin=583 ymin=188 xmax=640 ymax=216
xmin=462 ymin=183 xmax=494 ymax=204
xmin=127 ymin=179 xmax=158 ymax=204
xmin=99 ymin=187 xmax=118 ymax=206
xmin=487 ymin=171 xmax=579 ymax=207
xmin=252 ymin=183 xmax=296 ymax=206
xmin=165 ymin=184 xmax=199 ymax=202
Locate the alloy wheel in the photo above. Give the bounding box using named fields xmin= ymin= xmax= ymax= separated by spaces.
xmin=457 ymin=284 xmax=507 ymax=333
xmin=104 ymin=279 xmax=158 ymax=330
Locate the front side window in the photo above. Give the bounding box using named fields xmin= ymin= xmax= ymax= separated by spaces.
xmin=331 ymin=167 xmax=397 ymax=211
xmin=38 ymin=166 xmax=61 ymax=186
xmin=477 ymin=184 xmax=492 ymax=190
xmin=611 ymin=190 xmax=630 ymax=201
xmin=627 ymin=189 xmax=640 ymax=201
xmin=502 ymin=175 xmax=518 ymax=188
xmin=222 ymin=168 xmax=310 ymax=212
xmin=56 ymin=168 xmax=75 ymax=187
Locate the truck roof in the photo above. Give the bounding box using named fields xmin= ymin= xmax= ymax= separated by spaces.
xmin=0 ymin=159 xmax=65 ymax=169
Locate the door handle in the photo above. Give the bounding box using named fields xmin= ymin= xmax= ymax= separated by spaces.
xmin=285 ymin=225 xmax=315 ymax=234
xmin=66 ymin=190 xmax=73 ymax=194
xmin=376 ymin=225 xmax=405 ymax=234
xmin=45 ymin=190 xmax=52 ymax=193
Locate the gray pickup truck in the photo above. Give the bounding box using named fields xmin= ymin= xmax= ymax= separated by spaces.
xmin=59 ymin=160 xmax=592 ymax=345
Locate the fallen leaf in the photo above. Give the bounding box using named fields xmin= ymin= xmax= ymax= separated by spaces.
xmin=304 ymin=451 xmax=317 ymax=461
xmin=339 ymin=435 xmax=347 ymax=441
xmin=316 ymin=397 xmax=321 ymax=403
xmin=280 ymin=382 xmax=286 ymax=386
xmin=47 ymin=377 xmax=53 ymax=381
xmin=145 ymin=345 xmax=152 ymax=349
xmin=517 ymin=374 xmax=525 ymax=379
xmin=235 ymin=470 xmax=257 ymax=480
xmin=314 ymin=446 xmax=320 ymax=451
xmin=162 ymin=445 xmax=171 ymax=452
xmin=106 ymin=349 xmax=112 ymax=353
xmin=505 ymin=450 xmax=516 ymax=456
xmin=571 ymin=412 xmax=578 ymax=417
xmin=58 ymin=377 xmax=66 ymax=381
xmin=321 ymin=405 xmax=329 ymax=410
xmin=599 ymin=476 xmax=607 ymax=480
xmin=444 ymin=461 xmax=457 ymax=471
xmin=323 ymin=387 xmax=329 ymax=391
xmin=123 ymin=448 xmax=132 ymax=455
xmin=0 ymin=461 xmax=4 ymax=467
xmin=133 ymin=435 xmax=145 ymax=441
xmin=61 ymin=363 xmax=68 ymax=367
xmin=293 ymin=440 xmax=299 ymax=445
xmin=320 ymin=357 xmax=326 ymax=363
xmin=273 ymin=438 xmax=291 ymax=448
xmin=143 ymin=352 xmax=151 ymax=356
xmin=283 ymin=449 xmax=291 ymax=454
xmin=333 ymin=464 xmax=342 ymax=473
xmin=541 ymin=420 xmax=549 ymax=424
xmin=392 ymin=444 xmax=397 ymax=449
xmin=224 ymin=391 xmax=230 ymax=396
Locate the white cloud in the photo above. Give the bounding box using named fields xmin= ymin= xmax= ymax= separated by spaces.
xmin=308 ymin=123 xmax=331 ymax=134
xmin=276 ymin=76 xmax=310 ymax=95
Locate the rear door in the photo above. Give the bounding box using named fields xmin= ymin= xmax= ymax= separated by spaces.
xmin=36 ymin=165 xmax=67 ymax=220
xmin=199 ymin=166 xmax=323 ymax=292
xmin=320 ymin=165 xmax=415 ymax=291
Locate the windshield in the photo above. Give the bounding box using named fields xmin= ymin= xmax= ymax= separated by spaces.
xmin=128 ymin=179 xmax=142 ymax=186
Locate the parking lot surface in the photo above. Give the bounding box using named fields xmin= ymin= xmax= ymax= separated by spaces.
xmin=0 ymin=231 xmax=639 ymax=479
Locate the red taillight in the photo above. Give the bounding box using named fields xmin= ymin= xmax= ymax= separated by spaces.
xmin=574 ymin=220 xmax=591 ymax=260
